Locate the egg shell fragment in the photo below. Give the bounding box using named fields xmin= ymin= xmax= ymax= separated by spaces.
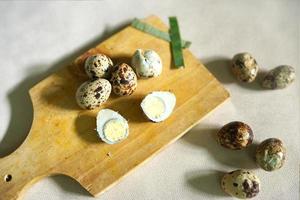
xmin=84 ymin=54 xmax=113 ymax=79
xmin=232 ymin=53 xmax=259 ymax=82
xmin=96 ymin=109 xmax=129 ymax=144
xmin=76 ymin=78 xmax=111 ymax=110
xmin=131 ymin=49 xmax=162 ymax=78
xmin=217 ymin=121 xmax=253 ymax=150
xmin=262 ymin=65 xmax=295 ymax=89
xmin=221 ymin=169 xmax=260 ymax=199
xmin=255 ymin=138 xmax=286 ymax=171
xmin=141 ymin=91 xmax=176 ymax=122
xmin=110 ymin=63 xmax=138 ymax=96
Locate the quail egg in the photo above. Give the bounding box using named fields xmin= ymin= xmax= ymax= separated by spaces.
xmin=141 ymin=91 xmax=176 ymax=122
xmin=96 ymin=109 xmax=129 ymax=144
xmin=110 ymin=63 xmax=137 ymax=96
xmin=262 ymin=65 xmax=295 ymax=89
xmin=255 ymin=138 xmax=286 ymax=171
xmin=232 ymin=53 xmax=259 ymax=82
xmin=217 ymin=121 xmax=253 ymax=150
xmin=76 ymin=78 xmax=111 ymax=110
xmin=221 ymin=169 xmax=260 ymax=199
xmin=84 ymin=54 xmax=113 ymax=79
xmin=131 ymin=49 xmax=162 ymax=78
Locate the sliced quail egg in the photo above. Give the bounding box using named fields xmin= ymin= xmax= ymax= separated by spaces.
xmin=131 ymin=49 xmax=162 ymax=78
xmin=84 ymin=54 xmax=113 ymax=79
xmin=141 ymin=91 xmax=176 ymax=122
xmin=96 ymin=109 xmax=129 ymax=144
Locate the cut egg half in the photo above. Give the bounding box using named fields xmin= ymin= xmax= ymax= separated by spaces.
xmin=96 ymin=109 xmax=129 ymax=144
xmin=141 ymin=91 xmax=176 ymax=122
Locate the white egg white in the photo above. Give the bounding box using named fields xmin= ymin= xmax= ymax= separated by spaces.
xmin=141 ymin=91 xmax=176 ymax=122
xmin=131 ymin=49 xmax=162 ymax=78
xmin=96 ymin=109 xmax=129 ymax=144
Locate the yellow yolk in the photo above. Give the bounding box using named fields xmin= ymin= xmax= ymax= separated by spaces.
xmin=103 ymin=119 xmax=127 ymax=142
xmin=143 ymin=96 xmax=165 ymax=119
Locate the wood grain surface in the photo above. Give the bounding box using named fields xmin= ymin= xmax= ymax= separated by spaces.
xmin=0 ymin=15 xmax=229 ymax=200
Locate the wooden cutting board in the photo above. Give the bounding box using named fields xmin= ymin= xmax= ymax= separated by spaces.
xmin=0 ymin=15 xmax=229 ymax=200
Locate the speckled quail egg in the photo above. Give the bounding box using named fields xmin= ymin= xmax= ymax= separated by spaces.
xmin=141 ymin=91 xmax=176 ymax=122
xmin=217 ymin=121 xmax=253 ymax=150
xmin=262 ymin=65 xmax=295 ymax=89
xmin=232 ymin=53 xmax=259 ymax=82
xmin=110 ymin=63 xmax=137 ymax=96
xmin=221 ymin=169 xmax=260 ymax=199
xmin=76 ymin=78 xmax=111 ymax=110
xmin=96 ymin=109 xmax=129 ymax=144
xmin=255 ymin=138 xmax=286 ymax=171
xmin=84 ymin=54 xmax=113 ymax=79
xmin=131 ymin=49 xmax=162 ymax=78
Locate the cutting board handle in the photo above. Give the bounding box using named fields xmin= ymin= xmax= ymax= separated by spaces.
xmin=0 ymin=143 xmax=51 ymax=200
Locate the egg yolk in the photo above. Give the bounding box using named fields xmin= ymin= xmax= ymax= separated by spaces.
xmin=143 ymin=96 xmax=166 ymax=119
xmin=103 ymin=119 xmax=127 ymax=142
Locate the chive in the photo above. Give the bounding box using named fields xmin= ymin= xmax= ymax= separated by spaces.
xmin=169 ymin=16 xmax=184 ymax=68
xmin=131 ymin=18 xmax=191 ymax=48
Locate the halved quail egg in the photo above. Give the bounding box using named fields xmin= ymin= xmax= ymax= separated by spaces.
xmin=141 ymin=91 xmax=176 ymax=122
xmin=96 ymin=109 xmax=129 ymax=144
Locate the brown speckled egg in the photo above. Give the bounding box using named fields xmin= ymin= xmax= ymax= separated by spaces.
xmin=217 ymin=121 xmax=253 ymax=150
xmin=84 ymin=54 xmax=113 ymax=79
xmin=221 ymin=169 xmax=260 ymax=199
xmin=261 ymin=65 xmax=295 ymax=89
xmin=110 ymin=63 xmax=137 ymax=96
xmin=232 ymin=53 xmax=259 ymax=82
xmin=255 ymin=138 xmax=286 ymax=171
xmin=76 ymin=78 xmax=111 ymax=110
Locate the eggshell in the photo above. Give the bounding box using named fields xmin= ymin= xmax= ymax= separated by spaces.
xmin=221 ymin=169 xmax=260 ymax=199
xmin=110 ymin=63 xmax=137 ymax=96
xmin=232 ymin=53 xmax=259 ymax=82
xmin=84 ymin=54 xmax=113 ymax=79
xmin=262 ymin=65 xmax=295 ymax=89
xmin=76 ymin=78 xmax=111 ymax=109
xmin=255 ymin=138 xmax=286 ymax=171
xmin=217 ymin=121 xmax=253 ymax=150
xmin=131 ymin=49 xmax=162 ymax=78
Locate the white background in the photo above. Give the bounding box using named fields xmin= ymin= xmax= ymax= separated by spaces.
xmin=0 ymin=1 xmax=299 ymax=200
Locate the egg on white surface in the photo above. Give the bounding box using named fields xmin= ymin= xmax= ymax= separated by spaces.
xmin=141 ymin=91 xmax=176 ymax=122
xmin=76 ymin=78 xmax=111 ymax=110
xmin=96 ymin=109 xmax=129 ymax=144
xmin=131 ymin=49 xmax=162 ymax=78
xmin=84 ymin=54 xmax=113 ymax=79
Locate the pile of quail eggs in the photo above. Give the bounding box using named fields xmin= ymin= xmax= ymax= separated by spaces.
xmin=75 ymin=49 xmax=176 ymax=145
xmin=217 ymin=52 xmax=293 ymax=198
xmin=217 ymin=121 xmax=286 ymax=199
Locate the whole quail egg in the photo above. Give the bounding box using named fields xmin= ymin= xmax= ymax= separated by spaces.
xmin=131 ymin=49 xmax=162 ymax=78
xmin=221 ymin=169 xmax=260 ymax=199
xmin=262 ymin=65 xmax=295 ymax=89
xmin=110 ymin=63 xmax=137 ymax=96
xmin=84 ymin=54 xmax=113 ymax=79
xmin=255 ymin=138 xmax=286 ymax=171
xmin=76 ymin=78 xmax=111 ymax=110
xmin=217 ymin=121 xmax=253 ymax=150
xmin=232 ymin=53 xmax=259 ymax=82
xmin=96 ymin=109 xmax=129 ymax=144
xmin=141 ymin=91 xmax=176 ymax=122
